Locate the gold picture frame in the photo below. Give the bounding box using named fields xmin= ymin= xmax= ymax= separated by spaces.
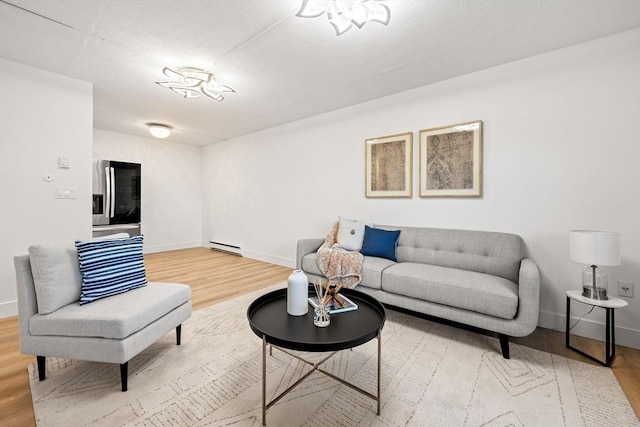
xmin=365 ymin=132 xmax=413 ymax=198
xmin=419 ymin=121 xmax=483 ymax=197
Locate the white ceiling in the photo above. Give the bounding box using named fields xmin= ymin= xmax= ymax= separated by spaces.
xmin=1 ymin=0 xmax=639 ymax=146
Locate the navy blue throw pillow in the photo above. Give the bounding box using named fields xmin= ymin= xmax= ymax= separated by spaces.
xmin=360 ymin=226 xmax=401 ymax=262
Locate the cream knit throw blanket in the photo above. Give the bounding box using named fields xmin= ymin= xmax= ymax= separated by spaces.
xmin=316 ymin=222 xmax=363 ymax=289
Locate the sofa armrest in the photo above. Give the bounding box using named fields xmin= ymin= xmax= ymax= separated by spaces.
xmin=296 ymin=238 xmax=324 ymax=270
xmin=515 ymin=258 xmax=540 ymax=334
xmin=14 ymin=255 xmax=39 ymax=351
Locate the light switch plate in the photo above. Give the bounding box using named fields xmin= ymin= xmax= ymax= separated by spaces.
xmin=56 ymin=187 xmax=77 ymax=199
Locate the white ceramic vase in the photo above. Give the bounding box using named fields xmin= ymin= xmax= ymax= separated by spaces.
xmin=287 ymin=270 xmax=308 ymax=316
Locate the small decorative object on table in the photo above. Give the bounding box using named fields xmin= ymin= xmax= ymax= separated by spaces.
xmin=287 ymin=270 xmax=308 ymax=316
xmin=314 ymin=304 xmax=330 ymax=327
xmin=312 ymin=281 xmax=330 ymax=327
xmin=309 ymin=291 xmax=358 ymax=314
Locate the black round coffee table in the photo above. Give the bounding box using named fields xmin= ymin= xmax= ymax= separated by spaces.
xmin=247 ymin=286 xmax=386 ymax=426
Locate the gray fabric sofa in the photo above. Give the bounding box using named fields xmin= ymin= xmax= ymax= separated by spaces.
xmin=14 ymin=243 xmax=192 ymax=391
xmin=297 ymin=226 xmax=540 ymax=358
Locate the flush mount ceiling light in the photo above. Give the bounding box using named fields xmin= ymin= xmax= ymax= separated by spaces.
xmin=147 ymin=123 xmax=172 ymax=139
xmin=296 ymin=0 xmax=391 ymax=36
xmin=156 ymin=67 xmax=235 ymax=101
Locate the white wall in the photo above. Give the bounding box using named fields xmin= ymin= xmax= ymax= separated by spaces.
xmin=0 ymin=59 xmax=93 ymax=317
xmin=202 ymin=29 xmax=640 ymax=348
xmin=94 ymin=130 xmax=203 ymax=253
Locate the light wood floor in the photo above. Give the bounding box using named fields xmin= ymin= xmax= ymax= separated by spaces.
xmin=1 ymin=247 xmax=638 ymax=426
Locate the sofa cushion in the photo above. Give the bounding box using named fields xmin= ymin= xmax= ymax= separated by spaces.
xmin=359 ymin=256 xmax=397 ymax=290
xmin=76 ymin=235 xmax=147 ymax=304
xmin=28 ymin=243 xmax=83 ymax=314
xmin=301 ymin=253 xmax=323 ymax=277
xmin=360 ymin=226 xmax=401 ymax=262
xmin=381 ymin=263 xmax=518 ymax=320
xmin=29 ymin=282 xmax=191 ymax=339
xmin=27 ymin=233 xmax=137 ymax=314
xmin=380 ymin=226 xmax=523 ymax=283
xmin=303 ymin=252 xmax=396 ymax=290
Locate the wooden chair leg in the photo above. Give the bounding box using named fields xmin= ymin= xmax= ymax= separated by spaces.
xmin=176 ymin=324 xmax=182 ymax=345
xmin=37 ymin=356 xmax=46 ymax=381
xmin=120 ymin=362 xmax=128 ymax=392
xmin=499 ymin=334 xmax=510 ymax=359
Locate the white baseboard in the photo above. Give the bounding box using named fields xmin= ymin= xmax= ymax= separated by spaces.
xmin=143 ymin=241 xmax=204 ymax=254
xmin=539 ymin=309 xmax=640 ymax=350
xmin=242 ymin=250 xmax=295 ymax=269
xmin=0 ymin=300 xmax=18 ymax=319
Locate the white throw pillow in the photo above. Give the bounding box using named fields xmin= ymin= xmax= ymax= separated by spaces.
xmin=336 ymin=216 xmax=370 ymax=251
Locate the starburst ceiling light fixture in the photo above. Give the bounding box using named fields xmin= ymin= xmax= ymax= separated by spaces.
xmin=296 ymin=0 xmax=391 ymax=36
xmin=156 ymin=67 xmax=235 ymax=101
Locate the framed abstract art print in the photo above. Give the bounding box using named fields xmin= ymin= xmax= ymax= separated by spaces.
xmin=365 ymin=132 xmax=413 ymax=198
xmin=419 ymin=121 xmax=482 ymax=197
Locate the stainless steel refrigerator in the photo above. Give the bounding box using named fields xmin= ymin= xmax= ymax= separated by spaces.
xmin=92 ymin=159 xmax=141 ymax=238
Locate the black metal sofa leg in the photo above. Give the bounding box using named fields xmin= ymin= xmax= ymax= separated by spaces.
xmin=176 ymin=324 xmax=182 ymax=345
xmin=499 ymin=334 xmax=510 ymax=359
xmin=120 ymin=362 xmax=128 ymax=392
xmin=37 ymin=356 xmax=46 ymax=381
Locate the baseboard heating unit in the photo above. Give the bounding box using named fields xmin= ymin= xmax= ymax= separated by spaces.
xmin=209 ymin=241 xmax=243 ymax=256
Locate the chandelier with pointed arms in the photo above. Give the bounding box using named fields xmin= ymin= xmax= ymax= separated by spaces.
xmin=156 ymin=67 xmax=235 ymax=101
xmin=296 ymin=0 xmax=391 ymax=36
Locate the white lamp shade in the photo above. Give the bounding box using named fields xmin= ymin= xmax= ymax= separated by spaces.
xmin=148 ymin=124 xmax=171 ymax=138
xmin=569 ymin=230 xmax=621 ymax=266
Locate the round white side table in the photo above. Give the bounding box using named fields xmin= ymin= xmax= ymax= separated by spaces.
xmin=565 ymin=290 xmax=628 ymax=367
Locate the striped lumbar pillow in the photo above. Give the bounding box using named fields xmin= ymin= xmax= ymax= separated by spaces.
xmin=75 ymin=235 xmax=147 ymax=304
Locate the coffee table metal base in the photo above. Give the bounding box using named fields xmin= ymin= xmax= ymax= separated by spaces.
xmin=261 ymin=332 xmax=381 ymax=426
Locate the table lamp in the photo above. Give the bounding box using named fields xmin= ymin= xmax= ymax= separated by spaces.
xmin=569 ymin=230 xmax=621 ymax=300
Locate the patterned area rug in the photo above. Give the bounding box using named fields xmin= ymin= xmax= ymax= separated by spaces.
xmin=29 ymin=285 xmax=639 ymax=426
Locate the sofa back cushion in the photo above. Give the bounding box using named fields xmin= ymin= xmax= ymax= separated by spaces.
xmin=27 ymin=233 xmax=132 ymax=314
xmin=28 ymin=243 xmax=83 ymax=314
xmin=378 ymin=226 xmax=524 ymax=283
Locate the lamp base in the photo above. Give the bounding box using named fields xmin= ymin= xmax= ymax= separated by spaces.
xmin=582 ymin=285 xmax=608 ymax=300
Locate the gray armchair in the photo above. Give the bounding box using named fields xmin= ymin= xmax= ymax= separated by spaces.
xmin=14 ymin=241 xmax=192 ymax=391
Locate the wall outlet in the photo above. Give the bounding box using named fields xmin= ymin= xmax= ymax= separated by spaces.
xmin=618 ymin=281 xmax=634 ymax=298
